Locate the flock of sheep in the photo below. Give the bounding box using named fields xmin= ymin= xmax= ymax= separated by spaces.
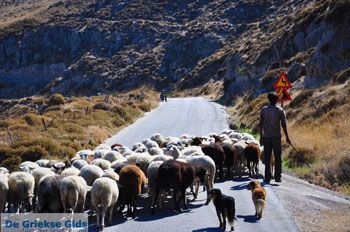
xmin=0 ymin=129 xmax=267 ymax=230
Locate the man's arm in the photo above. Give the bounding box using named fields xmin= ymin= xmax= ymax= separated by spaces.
xmin=281 ymin=110 xmax=291 ymax=144
xmin=259 ymin=109 xmax=264 ymax=145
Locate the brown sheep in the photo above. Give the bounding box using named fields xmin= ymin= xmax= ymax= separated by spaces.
xmin=213 ymin=135 xmax=236 ymax=178
xmin=244 ymin=143 xmax=261 ymax=178
xmin=152 ymin=160 xmax=194 ymax=214
xmin=192 ymin=137 xmax=226 ymax=180
xmin=119 ymin=165 xmax=147 ymax=218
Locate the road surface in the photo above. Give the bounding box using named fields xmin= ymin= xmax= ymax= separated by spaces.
xmin=97 ymin=97 xmax=300 ymax=232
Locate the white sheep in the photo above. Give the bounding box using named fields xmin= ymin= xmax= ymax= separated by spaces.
xmin=147 ymin=161 xmax=164 ymax=208
xmin=0 ymin=173 xmax=9 ymax=212
xmin=79 ymin=165 xmax=104 ymax=186
xmin=36 ymin=159 xmax=50 ymax=168
xmin=72 ymin=159 xmax=89 ymax=170
xmin=185 ymin=155 xmax=216 ymax=204
xmin=8 ymin=171 xmax=35 ymax=213
xmin=59 ymin=175 xmax=90 ymax=213
xmin=131 ymin=142 xmax=146 ymax=151
xmin=61 ymin=167 xmax=80 ymax=177
xmin=92 ymin=158 xmax=111 ymax=170
xmin=148 ymin=147 xmax=164 ymax=156
xmin=91 ymin=177 xmax=119 ymax=230
xmin=135 ymin=153 xmax=153 ymax=175
xmin=229 ymin=132 xmax=242 ymax=140
xmin=75 ymin=150 xmax=94 ymax=160
xmin=144 ymin=140 xmax=159 ymax=149
xmin=93 ymin=149 xmax=108 ymax=159
xmin=233 ymin=141 xmax=248 ymax=178
xmin=0 ymin=167 xmax=9 ymax=176
xmin=19 ymin=161 xmax=39 ymax=173
xmin=103 ymin=151 xmax=124 ymax=163
xmin=50 ymin=162 xmax=67 ymax=174
xmin=150 ymin=154 xmax=173 ymax=162
xmin=150 ymin=133 xmax=165 ymax=147
xmin=111 ymin=159 xmax=129 ymax=174
xmin=95 ymin=144 xmax=112 ymax=151
xmin=164 ymin=145 xmax=181 ymax=159
xmin=241 ymin=133 xmax=256 ymax=142
xmin=102 ymin=169 xmax=120 ymax=181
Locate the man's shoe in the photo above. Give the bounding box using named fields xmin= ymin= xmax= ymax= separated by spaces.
xmin=263 ymin=178 xmax=270 ymax=184
xmin=275 ymin=177 xmax=282 ymax=182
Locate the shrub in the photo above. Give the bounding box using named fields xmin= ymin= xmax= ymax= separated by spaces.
xmin=47 ymin=94 xmax=65 ymax=106
xmin=0 ymin=146 xmax=15 ymax=163
xmin=62 ymin=123 xmax=83 ymax=134
xmin=113 ymin=105 xmax=132 ymax=122
xmin=137 ymin=101 xmax=151 ymax=112
xmin=23 ymin=114 xmax=42 ymax=126
xmin=112 ymin=116 xmax=125 ymax=127
xmin=287 ymin=147 xmax=316 ymax=167
xmin=1 ymin=156 xmax=21 ymax=171
xmin=45 ymin=105 xmax=62 ymax=112
xmin=93 ymin=102 xmax=112 ymax=111
xmin=289 ymin=90 xmax=313 ymax=108
xmin=21 ymin=146 xmax=48 ymax=162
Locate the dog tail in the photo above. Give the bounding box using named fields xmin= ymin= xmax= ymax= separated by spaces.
xmin=227 ymin=200 xmax=236 ymax=225
xmin=256 ymin=199 xmax=266 ymax=218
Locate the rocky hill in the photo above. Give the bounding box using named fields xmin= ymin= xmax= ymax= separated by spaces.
xmin=1 ymin=0 xmax=348 ymax=99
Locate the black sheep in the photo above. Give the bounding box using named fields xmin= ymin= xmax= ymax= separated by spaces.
xmin=152 ymin=160 xmax=194 ymax=214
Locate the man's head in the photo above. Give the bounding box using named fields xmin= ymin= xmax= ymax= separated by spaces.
xmin=267 ymin=92 xmax=279 ymax=105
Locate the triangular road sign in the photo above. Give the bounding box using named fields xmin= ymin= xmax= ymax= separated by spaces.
xmin=276 ymin=88 xmax=292 ymax=101
xmin=274 ymin=72 xmax=292 ymax=88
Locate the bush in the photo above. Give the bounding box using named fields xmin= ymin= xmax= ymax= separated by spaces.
xmin=93 ymin=102 xmax=112 ymax=111
xmin=137 ymin=101 xmax=151 ymax=112
xmin=47 ymin=94 xmax=65 ymax=106
xmin=23 ymin=114 xmax=42 ymax=126
xmin=113 ymin=105 xmax=132 ymax=122
xmin=287 ymin=147 xmax=316 ymax=167
xmin=45 ymin=105 xmax=62 ymax=112
xmin=112 ymin=116 xmax=125 ymax=127
xmin=289 ymin=90 xmax=313 ymax=108
xmin=21 ymin=146 xmax=48 ymax=162
xmin=62 ymin=123 xmax=83 ymax=134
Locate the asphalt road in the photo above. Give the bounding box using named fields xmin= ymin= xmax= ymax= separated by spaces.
xmin=96 ymin=97 xmax=300 ymax=232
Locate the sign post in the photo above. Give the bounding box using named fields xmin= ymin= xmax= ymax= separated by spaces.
xmin=273 ymin=72 xmax=292 ymax=107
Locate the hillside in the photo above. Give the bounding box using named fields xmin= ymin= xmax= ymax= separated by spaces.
xmin=1 ymin=0 xmax=348 ymax=98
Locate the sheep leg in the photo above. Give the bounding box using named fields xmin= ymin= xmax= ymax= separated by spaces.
xmin=151 ymin=187 xmax=160 ymax=215
xmin=173 ymin=191 xmax=181 ymax=212
xmin=100 ymin=207 xmax=107 ymax=230
xmin=204 ymin=175 xmax=211 ymax=205
xmin=132 ymin=197 xmax=136 ymax=219
xmin=255 ymin=162 xmax=259 ymax=178
xmin=247 ymin=161 xmax=252 ymax=178
xmin=182 ymin=190 xmax=188 ymax=210
xmin=108 ymin=205 xmax=114 ymax=225
xmin=219 ymin=165 xmax=224 ymax=180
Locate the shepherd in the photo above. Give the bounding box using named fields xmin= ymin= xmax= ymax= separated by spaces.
xmin=259 ymin=92 xmax=291 ymax=183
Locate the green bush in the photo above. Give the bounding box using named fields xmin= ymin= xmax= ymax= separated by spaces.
xmin=47 ymin=94 xmax=65 ymax=106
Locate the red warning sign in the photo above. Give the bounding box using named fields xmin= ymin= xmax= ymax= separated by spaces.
xmin=276 ymin=88 xmax=292 ymax=102
xmin=273 ymin=72 xmax=292 ymax=89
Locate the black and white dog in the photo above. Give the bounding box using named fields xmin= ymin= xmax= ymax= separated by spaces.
xmin=209 ymin=188 xmax=236 ymax=231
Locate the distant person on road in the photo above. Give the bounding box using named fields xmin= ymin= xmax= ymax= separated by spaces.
xmin=259 ymin=92 xmax=291 ymax=183
xmin=160 ymin=90 xmax=167 ymax=102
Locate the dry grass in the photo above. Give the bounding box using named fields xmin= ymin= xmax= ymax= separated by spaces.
xmin=0 ymin=89 xmax=158 ymax=170
xmin=228 ymin=80 xmax=350 ymax=194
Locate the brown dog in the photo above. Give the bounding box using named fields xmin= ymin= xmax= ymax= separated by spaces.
xmin=248 ymin=180 xmax=266 ymax=219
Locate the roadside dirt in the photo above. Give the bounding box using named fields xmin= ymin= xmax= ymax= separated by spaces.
xmin=268 ymin=173 xmax=350 ymax=232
